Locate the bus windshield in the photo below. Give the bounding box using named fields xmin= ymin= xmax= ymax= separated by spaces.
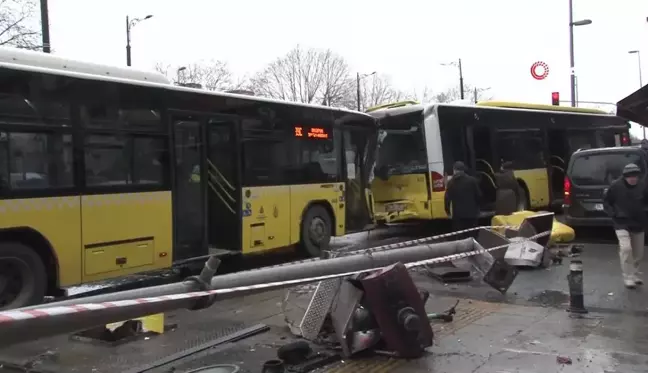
xmin=375 ymin=112 xmax=427 ymax=175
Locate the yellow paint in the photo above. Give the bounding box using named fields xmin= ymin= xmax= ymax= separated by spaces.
xmin=0 ymin=191 xmax=172 ymax=292
xmin=491 ymin=211 xmax=575 ymax=244
xmin=80 ymin=192 xmax=173 ymax=283
xmin=84 ymin=238 xmax=155 ymax=276
xmin=106 ymin=313 xmax=165 ymax=334
xmin=0 ymin=196 xmax=82 ymax=287
xmin=371 ymin=174 xmax=432 ymax=223
xmin=477 ymin=101 xmax=609 ymax=114
xmin=513 ymin=169 xmax=549 ymax=209
xmin=241 ymin=183 xmax=345 ymax=254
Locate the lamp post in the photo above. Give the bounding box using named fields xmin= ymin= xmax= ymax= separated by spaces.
xmin=568 ymin=0 xmax=592 ymax=107
xmin=356 ymin=71 xmax=376 ymax=111
xmin=628 ymin=50 xmax=643 ymax=88
xmin=126 ymin=14 xmax=153 ymax=67
xmin=39 ymin=0 xmax=50 ymax=53
xmin=441 ymin=59 xmax=465 ymax=99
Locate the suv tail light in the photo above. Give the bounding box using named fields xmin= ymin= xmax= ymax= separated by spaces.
xmin=621 ymin=133 xmax=630 ymax=146
xmin=564 ymin=176 xmax=572 ymax=206
xmin=431 ymin=171 xmax=445 ymax=192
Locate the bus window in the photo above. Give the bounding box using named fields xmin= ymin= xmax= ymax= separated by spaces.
xmin=376 ymin=112 xmax=427 ymax=175
xmin=2 ymin=132 xmax=73 ymax=189
xmin=497 ymin=130 xmax=545 ymax=170
xmin=440 ymin=123 xmax=466 ymax=175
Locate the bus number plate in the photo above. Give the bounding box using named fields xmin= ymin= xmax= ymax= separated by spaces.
xmin=386 ymin=203 xmax=406 ymax=213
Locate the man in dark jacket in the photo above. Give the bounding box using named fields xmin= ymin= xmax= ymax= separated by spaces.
xmin=603 ymin=163 xmax=648 ymax=288
xmin=445 ymin=161 xmax=482 ymax=236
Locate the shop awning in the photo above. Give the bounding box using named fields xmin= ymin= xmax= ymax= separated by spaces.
xmin=617 ymin=85 xmax=648 ymax=126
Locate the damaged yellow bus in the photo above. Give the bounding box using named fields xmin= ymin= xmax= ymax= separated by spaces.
xmin=0 ymin=47 xmax=378 ymax=309
xmin=368 ymin=101 xmax=630 ymax=224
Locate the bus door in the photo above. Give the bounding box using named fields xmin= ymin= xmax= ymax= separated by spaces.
xmin=172 ymin=115 xmax=208 ymax=260
xmin=206 ymin=117 xmax=241 ymax=251
xmin=547 ymin=128 xmax=569 ymax=203
xmin=342 ymin=127 xmax=373 ymax=231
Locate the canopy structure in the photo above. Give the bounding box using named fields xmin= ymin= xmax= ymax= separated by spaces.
xmin=617 ymin=85 xmax=648 ymax=126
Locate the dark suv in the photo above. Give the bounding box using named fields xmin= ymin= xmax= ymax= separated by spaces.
xmin=564 ymin=146 xmax=648 ymax=227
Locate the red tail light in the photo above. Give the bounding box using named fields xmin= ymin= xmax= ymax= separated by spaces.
xmin=431 ymin=171 xmax=445 ymax=192
xmin=621 ymin=133 xmax=630 ymax=145
xmin=564 ymin=176 xmax=571 ymax=205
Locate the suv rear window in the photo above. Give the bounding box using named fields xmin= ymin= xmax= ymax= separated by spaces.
xmin=570 ymin=151 xmax=644 ymax=186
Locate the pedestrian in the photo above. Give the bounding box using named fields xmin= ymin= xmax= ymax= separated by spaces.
xmin=494 ymin=161 xmax=522 ymax=215
xmin=603 ymin=163 xmax=648 ymax=288
xmin=445 ymin=161 xmax=482 ymax=237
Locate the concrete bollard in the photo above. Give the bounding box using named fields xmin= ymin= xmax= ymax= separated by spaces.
xmin=566 ymin=259 xmax=588 ymax=314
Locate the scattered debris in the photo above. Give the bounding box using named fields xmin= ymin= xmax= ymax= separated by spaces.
xmin=557 ymin=355 xmax=573 ymax=365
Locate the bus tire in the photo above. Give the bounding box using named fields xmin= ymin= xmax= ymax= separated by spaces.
xmin=300 ymin=205 xmax=332 ymax=258
xmin=517 ymin=185 xmax=530 ymax=211
xmin=0 ymin=242 xmax=47 ymax=310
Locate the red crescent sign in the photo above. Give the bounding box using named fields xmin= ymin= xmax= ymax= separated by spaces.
xmin=530 ymin=61 xmax=550 ymax=80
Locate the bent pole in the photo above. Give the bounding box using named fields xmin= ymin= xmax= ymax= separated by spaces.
xmin=21 ymin=237 xmax=478 ymax=311
xmin=0 ymin=239 xmax=481 ymax=347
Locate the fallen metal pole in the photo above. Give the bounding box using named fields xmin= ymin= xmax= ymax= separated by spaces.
xmin=0 ymin=239 xmax=476 ymax=345
xmin=0 ymin=230 xmax=545 ymax=348
xmin=22 ymin=238 xmax=476 ymax=311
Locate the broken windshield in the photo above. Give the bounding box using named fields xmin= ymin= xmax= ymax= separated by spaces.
xmin=375 ymin=111 xmax=428 ymax=176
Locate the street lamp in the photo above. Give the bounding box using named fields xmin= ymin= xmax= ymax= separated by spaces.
xmin=125 ymin=14 xmax=153 ymax=67
xmin=441 ymin=59 xmax=464 ymax=99
xmin=356 ymin=71 xmax=376 ymax=111
xmin=628 ymin=50 xmax=643 ymax=88
xmin=568 ymin=0 xmax=592 ymax=107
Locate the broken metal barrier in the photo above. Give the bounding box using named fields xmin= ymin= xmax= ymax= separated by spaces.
xmin=290 ymin=222 xmax=553 ymax=341
xmin=0 ymin=225 xmax=551 ymax=348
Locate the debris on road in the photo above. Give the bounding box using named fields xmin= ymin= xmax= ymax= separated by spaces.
xmin=556 ymin=355 xmax=573 ymax=365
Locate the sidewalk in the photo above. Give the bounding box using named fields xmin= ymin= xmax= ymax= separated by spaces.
xmin=391 ymin=299 xmax=648 ymax=373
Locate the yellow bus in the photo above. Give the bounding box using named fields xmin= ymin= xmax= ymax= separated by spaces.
xmin=0 ymin=47 xmax=378 ymax=309
xmin=367 ymin=100 xmax=631 ymax=224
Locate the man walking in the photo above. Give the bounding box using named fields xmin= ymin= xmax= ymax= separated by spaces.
xmin=445 ymin=161 xmax=482 ymax=237
xmin=603 ymin=163 xmax=648 ymax=288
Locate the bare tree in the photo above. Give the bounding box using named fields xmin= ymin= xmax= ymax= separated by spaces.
xmin=154 ymin=60 xmax=245 ymax=91
xmin=250 ymin=45 xmax=353 ymax=106
xmin=357 ymin=74 xmax=414 ymax=111
xmin=0 ymin=0 xmax=40 ymax=50
xmin=434 ymin=84 xmax=492 ymax=103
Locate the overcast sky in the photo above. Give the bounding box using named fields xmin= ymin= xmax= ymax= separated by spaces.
xmin=47 ymin=0 xmax=647 ymax=132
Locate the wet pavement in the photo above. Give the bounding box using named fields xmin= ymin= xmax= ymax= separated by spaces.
xmin=400 ymin=300 xmax=648 ymax=373
xmin=414 ymin=241 xmax=648 ymax=316
xmin=4 ymin=221 xmax=648 ymax=372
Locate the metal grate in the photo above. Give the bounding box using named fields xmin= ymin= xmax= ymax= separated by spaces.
xmin=298 ymin=278 xmax=342 ymax=340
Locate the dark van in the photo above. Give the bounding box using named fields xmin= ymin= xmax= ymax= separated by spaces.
xmin=564 ymin=146 xmax=648 ymax=227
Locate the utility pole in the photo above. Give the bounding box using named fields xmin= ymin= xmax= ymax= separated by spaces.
xmin=40 ymin=0 xmax=50 ymax=53
xmin=356 ymin=72 xmax=361 ymax=111
xmin=458 ymin=58 xmax=464 ymax=100
xmin=568 ymin=0 xmax=592 ymax=107
xmin=126 ymin=16 xmax=131 ymax=66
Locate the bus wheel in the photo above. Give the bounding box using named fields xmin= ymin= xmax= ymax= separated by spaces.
xmin=0 ymin=243 xmax=47 ymax=310
xmin=300 ymin=205 xmax=332 ymax=257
